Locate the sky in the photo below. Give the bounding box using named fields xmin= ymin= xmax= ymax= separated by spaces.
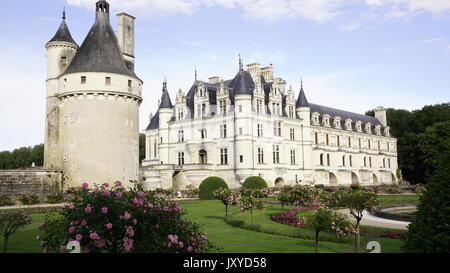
xmin=0 ymin=0 xmax=449 ymax=151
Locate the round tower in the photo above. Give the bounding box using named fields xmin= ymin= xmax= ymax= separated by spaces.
xmin=56 ymin=0 xmax=143 ymax=188
xmin=295 ymin=80 xmax=313 ymax=183
xmin=44 ymin=10 xmax=79 ymax=170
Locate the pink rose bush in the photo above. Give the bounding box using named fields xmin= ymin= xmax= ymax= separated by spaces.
xmin=38 ymin=181 xmax=214 ymax=253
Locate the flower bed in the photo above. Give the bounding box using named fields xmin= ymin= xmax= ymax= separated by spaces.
xmin=271 ymin=206 xmax=320 ymax=227
xmin=378 ymin=231 xmax=407 ymax=239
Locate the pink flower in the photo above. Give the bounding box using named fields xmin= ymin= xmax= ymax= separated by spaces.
xmin=123 ymin=237 xmax=134 ymax=252
xmin=123 ymin=212 xmax=131 ymax=220
xmin=81 ymin=220 xmax=87 ymax=226
xmin=137 ymin=192 xmax=145 ymax=198
xmin=187 ymin=246 xmax=193 ymax=252
xmin=103 ymin=190 xmax=110 ymax=196
xmin=67 ymin=204 xmax=75 ymax=209
xmin=101 ymin=207 xmax=108 ymax=214
xmin=133 ymin=219 xmax=138 ymax=225
xmin=132 ymin=198 xmax=139 ymax=205
xmin=179 ymin=241 xmax=184 ymax=248
xmin=82 ymin=183 xmax=89 ymax=189
xmin=90 ymin=232 xmax=100 ymax=240
xmin=116 ymin=192 xmax=123 ymax=199
xmin=85 ymin=205 xmax=93 ymax=213
xmin=115 ymin=181 xmax=122 ymax=187
xmin=69 ymin=226 xmax=76 ymax=233
xmin=76 ymin=234 xmax=83 ymax=241
xmin=59 ymin=246 xmax=67 ymax=253
xmin=106 ymin=223 xmax=113 ymax=229
xmin=102 ymin=183 xmax=110 ymax=188
xmin=96 ymin=239 xmax=106 ymax=248
xmin=126 ymin=226 xmax=135 ymax=237
xmin=93 ymin=188 xmax=100 ymax=194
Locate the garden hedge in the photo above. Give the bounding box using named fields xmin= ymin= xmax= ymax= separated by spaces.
xmin=242 ymin=176 xmax=268 ymax=189
xmin=199 ymin=176 xmax=228 ymax=200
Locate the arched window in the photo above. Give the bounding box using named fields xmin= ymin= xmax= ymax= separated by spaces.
xmin=320 ymin=154 xmax=324 ymax=166
xmin=199 ymin=150 xmax=207 ymax=164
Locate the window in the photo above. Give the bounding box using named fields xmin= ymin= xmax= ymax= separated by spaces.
xmin=383 ymin=158 xmax=386 ymax=168
xmin=257 ymin=124 xmax=263 ymax=137
xmin=256 ymin=99 xmax=263 ymax=114
xmin=153 ymin=142 xmax=157 ymax=157
xmin=342 ymin=155 xmax=345 ymax=166
xmin=239 ymin=155 xmax=243 ymax=163
xmin=201 ymin=129 xmax=207 ymax=139
xmin=368 ymin=140 xmax=371 ymax=150
xmin=128 ymin=80 xmax=132 ymax=88
xmin=314 ymin=132 xmax=318 ymax=144
xmin=337 ymin=136 xmax=340 ymax=147
xmin=349 ymin=155 xmax=353 ymax=167
xmin=201 ymin=103 xmax=206 ymax=117
xmin=220 ymin=124 xmax=227 ymax=138
xmin=378 ymin=141 xmax=381 ymax=151
xmin=160 ymin=137 xmax=163 ymax=144
xmin=177 ymin=109 xmax=184 ymax=120
xmin=199 ymin=150 xmax=207 ymax=164
xmin=288 ymin=106 xmax=294 ymax=118
xmin=320 ymin=154 xmax=324 ymax=166
xmin=238 ymin=105 xmax=243 ymax=112
xmin=273 ymin=121 xmax=281 ymax=136
xmin=364 ymin=157 xmax=367 ymax=167
xmin=273 ymin=145 xmax=280 ymax=164
xmin=387 ymin=142 xmax=390 ymax=151
xmin=219 ymin=100 xmax=226 ymax=115
xmin=220 ymin=148 xmax=228 ymax=164
xmin=239 ymin=128 xmax=243 ymax=135
xmin=348 ymin=137 xmax=351 ymax=147
xmin=105 ymin=77 xmax=111 ymax=85
xmin=81 ymin=76 xmax=86 ymax=84
xmin=290 ymin=150 xmax=296 ymax=165
xmin=61 ymin=56 xmax=67 ymax=64
xmin=290 ymin=128 xmax=295 ymax=140
xmin=326 ymin=134 xmax=329 ymax=145
xmin=178 ymin=130 xmax=184 ymax=142
xmin=359 ymin=138 xmax=362 ymax=149
xmin=388 ymin=158 xmax=391 ymax=168
xmin=327 ymin=154 xmax=330 ymax=166
xmin=178 ymin=152 xmax=184 ymax=166
xmin=369 ymin=157 xmax=372 ymax=167
xmin=258 ymin=148 xmax=264 ymax=164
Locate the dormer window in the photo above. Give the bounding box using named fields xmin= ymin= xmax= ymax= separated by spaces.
xmin=322 ymin=115 xmax=331 ymax=127
xmin=355 ymin=121 xmax=362 ymax=132
xmin=365 ymin=123 xmax=372 ymax=134
xmin=345 ymin=119 xmax=352 ymax=130
xmin=384 ymin=126 xmax=390 ymax=137
xmin=334 ymin=117 xmax=341 ymax=129
xmin=375 ymin=125 xmax=382 ymax=135
xmin=311 ymin=113 xmax=320 ymax=125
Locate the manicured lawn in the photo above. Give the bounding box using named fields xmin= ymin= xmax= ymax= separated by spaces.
xmin=378 ymin=195 xmax=420 ymax=205
xmin=0 ymin=214 xmax=44 ymax=253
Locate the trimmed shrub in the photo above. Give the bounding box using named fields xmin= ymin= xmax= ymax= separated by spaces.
xmin=242 ymin=176 xmax=268 ymax=190
xmin=0 ymin=195 xmax=15 ymax=207
xmin=46 ymin=194 xmax=65 ymax=204
xmin=199 ymin=177 xmax=228 ymax=200
xmin=18 ymin=194 xmax=40 ymax=205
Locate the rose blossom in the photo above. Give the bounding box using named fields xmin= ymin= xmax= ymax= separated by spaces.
xmin=106 ymin=223 xmax=113 ymax=229
xmin=123 ymin=212 xmax=131 ymax=220
xmin=90 ymin=232 xmax=100 ymax=240
xmin=76 ymin=234 xmax=83 ymax=241
xmin=82 ymin=183 xmax=89 ymax=189
xmin=101 ymin=207 xmax=108 ymax=214
xmin=137 ymin=192 xmax=145 ymax=198
xmin=85 ymin=205 xmax=93 ymax=213
xmin=102 ymin=183 xmax=110 ymax=188
xmin=59 ymin=246 xmax=67 ymax=253
xmin=116 ymin=192 xmax=123 ymax=199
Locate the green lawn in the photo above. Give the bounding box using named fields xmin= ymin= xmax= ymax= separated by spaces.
xmin=377 ymin=194 xmax=420 ymax=205
xmin=0 ymin=195 xmax=413 ymax=253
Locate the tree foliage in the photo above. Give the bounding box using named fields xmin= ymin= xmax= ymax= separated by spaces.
xmin=366 ymin=103 xmax=450 ymax=184
xmin=0 ymin=144 xmax=44 ymax=169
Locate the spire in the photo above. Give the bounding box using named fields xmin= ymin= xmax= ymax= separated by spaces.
xmin=47 ymin=9 xmax=78 ymax=45
xmin=159 ymin=80 xmax=173 ymax=109
xmin=238 ymin=54 xmax=243 ymax=71
xmin=194 ymin=67 xmax=198 ymax=82
xmin=296 ymin=78 xmax=309 ymax=108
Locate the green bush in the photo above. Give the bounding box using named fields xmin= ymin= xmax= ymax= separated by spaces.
xmin=199 ymin=177 xmax=228 ymax=200
xmin=18 ymin=194 xmax=40 ymax=205
xmin=0 ymin=195 xmax=15 ymax=207
xmin=46 ymin=193 xmax=65 ymax=204
xmin=242 ymin=176 xmax=268 ymax=190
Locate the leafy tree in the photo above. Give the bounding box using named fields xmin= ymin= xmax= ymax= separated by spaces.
xmin=0 ymin=210 xmax=33 ymax=252
xmin=405 ymin=122 xmax=450 ymax=253
xmin=337 ymin=188 xmax=378 ymax=251
xmin=214 ymin=188 xmax=237 ymax=216
xmin=0 ymin=144 xmax=44 ymax=169
xmin=139 ymin=133 xmax=145 ymax=164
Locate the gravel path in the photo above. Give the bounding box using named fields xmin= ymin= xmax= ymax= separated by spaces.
xmin=338 ymin=209 xmax=410 ymax=230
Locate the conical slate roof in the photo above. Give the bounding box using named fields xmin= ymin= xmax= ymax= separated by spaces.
xmin=229 ymin=69 xmax=255 ymax=98
xmin=296 ymin=86 xmax=309 ymax=108
xmin=160 ymin=87 xmax=173 ymax=109
xmin=62 ymin=1 xmax=137 ymax=78
xmin=47 ymin=17 xmax=77 ymax=45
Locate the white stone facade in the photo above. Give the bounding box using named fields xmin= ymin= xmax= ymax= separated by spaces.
xmin=142 ymin=64 xmax=398 ymax=190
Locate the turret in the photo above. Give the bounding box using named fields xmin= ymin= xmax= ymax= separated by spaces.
xmin=296 ymin=79 xmax=310 ymax=124
xmin=44 ymin=9 xmax=78 ymax=169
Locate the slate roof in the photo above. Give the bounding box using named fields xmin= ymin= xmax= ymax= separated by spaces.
xmin=47 ymin=19 xmax=78 ymax=45
xmin=228 ymin=70 xmax=255 ymax=99
xmin=146 ymin=111 xmax=159 ymax=130
xmin=62 ymin=2 xmax=138 ymax=79
xmin=296 ymin=87 xmax=309 ymax=108
xmin=309 ymin=103 xmax=381 ymax=125
xmin=160 ymin=90 xmax=173 ymax=109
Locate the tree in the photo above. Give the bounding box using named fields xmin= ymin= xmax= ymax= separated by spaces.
xmin=214 ymin=188 xmax=237 ymax=216
xmin=139 ymin=133 xmax=145 ymax=164
xmin=405 ymin=123 xmax=450 ymax=253
xmin=0 ymin=210 xmax=33 ymax=252
xmin=338 ymin=188 xmax=378 ymax=251
xmin=309 ymin=208 xmax=353 ymax=253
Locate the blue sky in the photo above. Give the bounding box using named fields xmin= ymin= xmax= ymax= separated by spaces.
xmin=0 ymin=0 xmax=449 ymax=151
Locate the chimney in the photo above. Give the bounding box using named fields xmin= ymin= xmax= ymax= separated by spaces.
xmin=208 ymin=76 xmax=221 ymax=84
xmin=247 ymin=63 xmax=261 ymax=82
xmin=117 ymin=13 xmax=135 ymax=71
xmin=261 ymin=65 xmax=273 ymax=82
xmin=374 ymin=106 xmax=387 ymax=127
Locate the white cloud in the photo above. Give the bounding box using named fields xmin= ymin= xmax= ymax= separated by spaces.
xmin=422 ymin=37 xmax=444 ymax=44
xmin=182 ymin=40 xmax=201 ymax=47
xmin=366 ymin=0 xmax=450 ymax=17
xmin=339 ymin=23 xmax=362 ymax=32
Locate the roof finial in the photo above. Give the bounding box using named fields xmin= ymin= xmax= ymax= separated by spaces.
xmin=301 ymin=76 xmax=303 ymax=89
xmin=62 ymin=7 xmax=66 ymax=20
xmin=238 ymin=54 xmax=243 ymax=71
xmin=162 ymin=76 xmax=167 ymax=93
xmin=194 ymin=67 xmax=198 ymax=82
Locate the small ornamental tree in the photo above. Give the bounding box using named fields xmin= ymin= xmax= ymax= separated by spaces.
xmin=309 ymin=208 xmax=353 ymax=253
xmin=0 ymin=210 xmax=33 ymax=252
xmin=199 ymin=177 xmax=228 ymax=200
xmin=338 ymin=188 xmax=378 ymax=251
xmin=237 ymin=195 xmax=258 ymax=224
xmin=214 ymin=188 xmax=237 ymax=216
xmin=38 ymin=181 xmax=215 ymax=253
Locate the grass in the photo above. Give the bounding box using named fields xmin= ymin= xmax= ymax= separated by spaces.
xmin=377 ymin=195 xmax=420 ymax=205
xmin=0 ymin=194 xmax=415 ymax=253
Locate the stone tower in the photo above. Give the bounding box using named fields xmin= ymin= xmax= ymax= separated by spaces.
xmin=44 ymin=0 xmax=143 ymax=188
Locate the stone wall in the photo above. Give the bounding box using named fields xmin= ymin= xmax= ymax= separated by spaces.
xmin=0 ymin=169 xmax=63 ymax=199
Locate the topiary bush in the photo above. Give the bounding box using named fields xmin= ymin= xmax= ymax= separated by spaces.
xmin=0 ymin=195 xmax=15 ymax=207
xmin=242 ymin=176 xmax=268 ymax=190
xmin=199 ymin=177 xmax=228 ymax=200
xmin=46 ymin=193 xmax=65 ymax=204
